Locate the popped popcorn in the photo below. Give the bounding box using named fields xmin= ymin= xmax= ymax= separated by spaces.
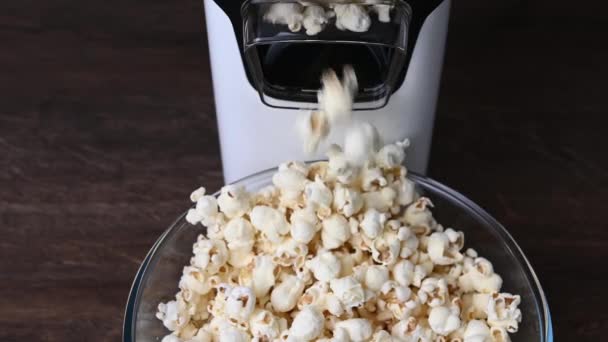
xmin=428 ymin=305 xmax=462 ymax=336
xmin=333 ymin=4 xmax=372 ymax=32
xmin=224 ymin=286 xmax=256 ymax=322
xmin=371 ymin=4 xmax=391 ymax=23
xmin=251 ymin=255 xmax=276 ymax=297
xmin=397 ymin=226 xmax=419 ymax=258
xmin=191 ymin=237 xmax=228 ymax=275
xmin=290 ymin=207 xmax=320 ymax=243
xmin=363 ymin=264 xmax=389 ymax=292
xmin=223 ymin=217 xmax=255 ymax=251
xmin=344 ymin=121 xmax=380 ymax=166
xmin=250 ymin=205 xmax=290 ymax=243
xmin=318 ymin=66 xmax=358 ymax=125
xmin=289 ymin=306 xmax=325 ymax=340
xmin=361 ymin=186 xmax=396 ymax=213
xmin=418 ymin=277 xmax=449 ymax=307
xmin=263 ymin=3 xmax=304 ymax=32
xmin=321 ymin=213 xmax=351 ymax=249
xmin=370 ymin=229 xmax=401 ymax=265
xmin=371 ymin=330 xmax=396 ymax=342
xmin=335 ymin=318 xmax=373 ymax=341
xmin=156 ymin=71 xmax=523 ymax=341
xmin=375 ymin=139 xmax=410 ymax=169
xmin=327 ymin=144 xmax=358 ymax=185
xmin=273 ymin=237 xmax=308 ymax=267
xmin=458 ymin=257 xmax=503 ymax=294
xmin=463 ymin=319 xmax=492 ymax=342
xmin=462 ymin=292 xmax=491 ymax=320
xmin=249 ymin=309 xmax=283 ymax=340
xmin=189 ymin=186 xmax=207 ymax=203
xmin=218 ymin=326 xmax=250 ymax=342
xmin=296 ymin=110 xmax=330 ymax=154
xmin=361 ymin=166 xmax=388 ymax=191
xmin=217 ymin=185 xmax=251 ymax=219
xmin=304 ymin=176 xmax=334 ymax=217
xmin=179 ymin=266 xmax=212 ymax=295
xmin=360 ymin=208 xmax=387 ymax=239
xmin=330 ymin=275 xmax=366 ymax=309
xmin=427 ymin=228 xmax=465 ymax=265
xmin=490 ymin=326 xmax=512 ymax=342
xmin=392 ymin=258 xmax=415 ymax=287
xmin=333 ymin=183 xmax=364 ymax=217
xmin=271 ymin=274 xmax=305 ymax=312
xmin=403 ymin=197 xmax=437 ymax=234
xmin=297 ymin=66 xmax=359 ymax=155
xmin=302 ymin=4 xmax=333 ymax=35
xmin=157 ymin=300 xmax=189 ymax=332
xmin=391 ymin=317 xmax=432 ymax=341
xmin=486 ymin=292 xmax=522 ymax=333
xmin=187 ymin=194 xmax=222 ymax=228
xmin=393 ymin=176 xmax=416 ymax=206
xmin=307 ymin=249 xmax=342 ymax=282
xmin=273 ymin=161 xmax=309 ymax=204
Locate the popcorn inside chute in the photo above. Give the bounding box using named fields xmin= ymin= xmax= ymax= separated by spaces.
xmin=263 ymin=1 xmax=392 ymax=36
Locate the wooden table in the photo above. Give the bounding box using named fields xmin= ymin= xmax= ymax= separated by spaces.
xmin=1 ymin=0 xmax=606 ymax=340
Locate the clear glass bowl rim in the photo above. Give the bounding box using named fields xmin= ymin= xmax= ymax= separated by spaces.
xmin=123 ymin=167 xmax=553 ymax=341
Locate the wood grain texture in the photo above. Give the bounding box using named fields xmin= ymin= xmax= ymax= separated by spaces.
xmin=0 ymin=0 xmax=606 ymax=341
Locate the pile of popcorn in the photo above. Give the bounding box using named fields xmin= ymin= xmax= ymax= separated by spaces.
xmin=263 ymin=1 xmax=392 ymax=36
xmin=156 ymin=140 xmax=523 ymax=342
xmin=156 ymin=61 xmax=521 ymax=341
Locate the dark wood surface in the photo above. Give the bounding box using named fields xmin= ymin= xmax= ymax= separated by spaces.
xmin=1 ymin=0 xmax=606 ymax=341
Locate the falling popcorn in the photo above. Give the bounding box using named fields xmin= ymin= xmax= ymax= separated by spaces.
xmin=296 ymin=65 xmax=358 ymax=154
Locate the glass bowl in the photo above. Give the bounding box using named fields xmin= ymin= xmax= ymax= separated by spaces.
xmin=123 ymin=168 xmax=553 ymax=341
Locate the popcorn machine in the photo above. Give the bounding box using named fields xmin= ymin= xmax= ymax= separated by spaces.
xmin=204 ymin=0 xmax=451 ymax=183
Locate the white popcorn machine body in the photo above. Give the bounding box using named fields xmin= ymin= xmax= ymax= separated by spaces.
xmin=204 ymin=0 xmax=451 ymax=183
